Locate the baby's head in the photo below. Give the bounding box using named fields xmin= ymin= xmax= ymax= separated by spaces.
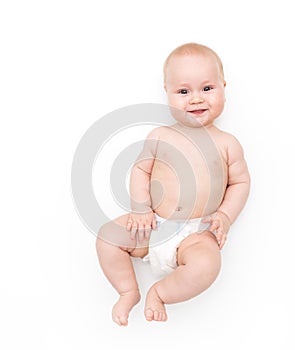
xmin=163 ymin=43 xmax=225 ymax=87
xmin=163 ymin=43 xmax=226 ymax=127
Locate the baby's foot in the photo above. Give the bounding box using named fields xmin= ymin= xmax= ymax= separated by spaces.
xmin=112 ymin=290 xmax=141 ymax=326
xmin=144 ymin=286 xmax=167 ymax=322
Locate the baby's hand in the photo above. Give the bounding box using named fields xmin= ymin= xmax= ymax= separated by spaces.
xmin=203 ymin=211 xmax=231 ymax=250
xmin=126 ymin=211 xmax=157 ymax=242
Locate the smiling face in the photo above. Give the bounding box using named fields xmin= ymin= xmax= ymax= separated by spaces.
xmin=165 ymin=53 xmax=226 ymax=128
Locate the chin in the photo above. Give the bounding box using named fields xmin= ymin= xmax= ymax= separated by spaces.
xmin=184 ymin=114 xmax=208 ymax=127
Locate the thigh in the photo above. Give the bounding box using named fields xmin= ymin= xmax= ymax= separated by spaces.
xmin=98 ymin=214 xmax=148 ymax=257
xmin=177 ymin=230 xmax=221 ymax=267
xmin=174 ymin=231 xmax=221 ymax=294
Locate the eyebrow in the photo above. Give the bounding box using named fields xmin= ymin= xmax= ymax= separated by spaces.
xmin=175 ymin=80 xmax=215 ymax=87
xmin=174 ymin=82 xmax=193 ymax=87
xmin=198 ymin=79 xmax=215 ymax=85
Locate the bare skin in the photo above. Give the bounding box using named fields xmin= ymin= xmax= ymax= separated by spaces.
xmin=97 ymin=214 xmax=221 ymax=324
xmin=96 ymin=45 xmax=250 ymax=325
xmin=96 ymin=215 xmax=148 ymax=326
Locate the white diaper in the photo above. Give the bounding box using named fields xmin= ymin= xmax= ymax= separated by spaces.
xmin=143 ymin=214 xmax=211 ymax=275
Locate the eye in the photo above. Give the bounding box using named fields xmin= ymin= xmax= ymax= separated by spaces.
xmin=178 ymin=89 xmax=189 ymax=94
xmin=203 ymin=86 xmax=213 ymax=92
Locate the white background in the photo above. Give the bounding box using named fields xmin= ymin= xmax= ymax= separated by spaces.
xmin=1 ymin=0 xmax=294 ymax=349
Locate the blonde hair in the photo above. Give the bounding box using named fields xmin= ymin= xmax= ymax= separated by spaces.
xmin=163 ymin=42 xmax=224 ymax=85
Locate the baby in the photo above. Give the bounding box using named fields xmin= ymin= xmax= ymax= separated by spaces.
xmin=96 ymin=43 xmax=250 ymax=326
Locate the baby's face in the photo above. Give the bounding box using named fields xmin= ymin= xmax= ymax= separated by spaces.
xmin=165 ymin=53 xmax=226 ymax=127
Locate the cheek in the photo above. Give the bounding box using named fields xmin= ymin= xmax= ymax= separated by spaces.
xmin=210 ymin=94 xmax=225 ymax=109
xmin=168 ymin=95 xmax=187 ymax=109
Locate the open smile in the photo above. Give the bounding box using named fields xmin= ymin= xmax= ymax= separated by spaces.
xmin=188 ymin=109 xmax=208 ymax=116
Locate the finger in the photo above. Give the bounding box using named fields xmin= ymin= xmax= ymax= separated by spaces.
xmin=126 ymin=219 xmax=132 ymax=231
xmin=144 ymin=226 xmax=152 ymax=240
xmin=130 ymin=225 xmax=137 ymax=240
xmin=202 ymin=216 xmax=212 ymax=223
xmin=210 ymin=220 xmax=219 ymax=233
xmin=215 ymin=235 xmax=221 ymax=246
xmin=219 ymin=234 xmax=227 ymax=250
xmin=137 ymin=227 xmax=145 ymax=242
xmin=216 ymin=228 xmax=224 ymax=244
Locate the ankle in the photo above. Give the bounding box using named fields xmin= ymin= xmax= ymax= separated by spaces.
xmin=119 ymin=289 xmax=141 ymax=300
xmin=148 ymin=284 xmax=164 ymax=303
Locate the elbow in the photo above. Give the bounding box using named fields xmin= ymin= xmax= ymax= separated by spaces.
xmin=246 ymin=172 xmax=251 ymax=194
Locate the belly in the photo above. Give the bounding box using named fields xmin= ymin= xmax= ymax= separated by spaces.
xmin=150 ymin=156 xmax=227 ymax=219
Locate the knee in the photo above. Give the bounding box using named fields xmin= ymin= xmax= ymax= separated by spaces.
xmin=199 ymin=252 xmax=221 ymax=276
xmin=96 ymin=222 xmax=109 ymax=249
xmin=96 ymin=224 xmax=119 ymax=251
xmin=192 ymin=253 xmax=221 ymax=284
xmin=96 ymin=236 xmax=133 ymax=261
xmin=97 ymin=221 xmax=112 ymax=241
xmin=95 ymin=236 xmax=107 ymax=255
xmin=96 ymin=221 xmax=137 ymax=254
xmin=182 ymin=244 xmax=221 ymax=284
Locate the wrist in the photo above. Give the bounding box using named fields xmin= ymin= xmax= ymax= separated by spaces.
xmin=131 ymin=207 xmax=153 ymax=215
xmin=130 ymin=200 xmax=152 ymax=214
xmin=216 ymin=210 xmax=232 ymax=225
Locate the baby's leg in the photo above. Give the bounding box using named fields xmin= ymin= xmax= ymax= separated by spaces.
xmin=96 ymin=214 xmax=148 ymax=326
xmin=144 ymin=231 xmax=221 ymax=321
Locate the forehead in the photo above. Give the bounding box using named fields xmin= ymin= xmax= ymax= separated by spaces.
xmin=165 ymin=53 xmax=221 ymax=84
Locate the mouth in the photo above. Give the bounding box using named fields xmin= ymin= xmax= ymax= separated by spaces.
xmin=187 ymin=109 xmax=208 ymax=116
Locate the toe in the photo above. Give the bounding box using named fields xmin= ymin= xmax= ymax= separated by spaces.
xmin=144 ymin=308 xmax=168 ymax=322
xmin=113 ymin=315 xmax=128 ymax=326
xmin=145 ymin=308 xmax=154 ymax=321
xmin=119 ymin=316 xmax=128 ymax=326
xmin=113 ymin=316 xmax=121 ymax=326
xmin=157 ymin=311 xmax=164 ymax=321
xmin=162 ymin=312 xmax=168 ymax=322
xmin=155 ymin=311 xmax=167 ymax=322
xmin=154 ymin=310 xmax=159 ymax=320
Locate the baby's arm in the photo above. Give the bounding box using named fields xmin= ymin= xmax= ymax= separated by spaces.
xmin=126 ymin=129 xmax=160 ymax=242
xmin=207 ymin=135 xmax=250 ymax=249
xmin=219 ymin=135 xmax=250 ymax=223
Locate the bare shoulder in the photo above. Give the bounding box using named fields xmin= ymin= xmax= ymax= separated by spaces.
xmin=145 ymin=125 xmax=172 ymax=140
xmin=138 ymin=126 xmax=170 ymax=157
xmin=211 ymin=127 xmax=245 ymax=164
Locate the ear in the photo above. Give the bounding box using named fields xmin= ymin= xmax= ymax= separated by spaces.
xmin=223 ymin=81 xmax=227 ymax=87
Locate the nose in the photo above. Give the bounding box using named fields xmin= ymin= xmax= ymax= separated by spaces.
xmin=189 ymin=94 xmax=204 ymax=104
